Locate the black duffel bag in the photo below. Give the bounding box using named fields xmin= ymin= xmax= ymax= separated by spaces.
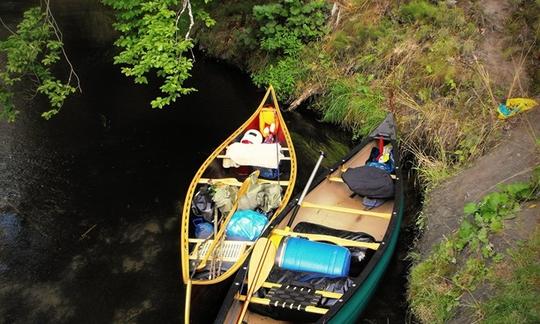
xmin=341 ymin=165 xmax=394 ymax=199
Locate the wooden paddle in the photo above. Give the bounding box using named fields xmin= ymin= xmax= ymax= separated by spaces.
xmin=185 ymin=171 xmax=257 ymax=324
xmin=195 ymin=170 xmax=258 ymax=271
xmin=285 ymin=151 xmax=326 ymax=230
xmin=235 ymin=238 xmax=276 ymax=324
xmin=235 ymin=152 xmax=325 ymax=324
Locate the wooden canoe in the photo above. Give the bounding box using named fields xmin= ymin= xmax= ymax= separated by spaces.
xmin=181 ymin=86 xmax=297 ymax=322
xmin=215 ymin=114 xmax=404 ymax=324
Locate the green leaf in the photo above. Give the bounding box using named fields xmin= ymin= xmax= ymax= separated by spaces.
xmin=463 ymin=202 xmax=477 ymax=215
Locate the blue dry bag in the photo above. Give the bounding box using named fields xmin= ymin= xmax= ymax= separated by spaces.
xmin=226 ymin=210 xmax=268 ymax=241
xmin=193 ymin=218 xmax=213 ymax=239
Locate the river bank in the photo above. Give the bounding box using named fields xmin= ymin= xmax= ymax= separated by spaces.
xmin=193 ymin=1 xmax=539 ymax=322
xmin=1 ymin=0 xmax=538 ymax=323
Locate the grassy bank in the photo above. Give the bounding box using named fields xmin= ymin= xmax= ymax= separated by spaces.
xmin=408 ymin=169 xmax=539 ymax=323
xmin=194 ymin=2 xmax=539 ymax=322
xmin=196 ymin=0 xmax=537 ymax=190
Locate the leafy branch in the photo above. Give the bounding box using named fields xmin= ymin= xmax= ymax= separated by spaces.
xmin=0 ymin=0 xmax=82 ymax=121
xmin=101 ymin=0 xmax=214 ymax=109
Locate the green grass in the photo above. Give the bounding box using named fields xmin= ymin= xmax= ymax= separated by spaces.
xmin=195 ymin=0 xmax=533 ymax=192
xmin=479 ymin=227 xmax=540 ymax=323
xmin=408 ymin=169 xmax=540 ymax=323
xmin=315 ymin=75 xmax=386 ymax=139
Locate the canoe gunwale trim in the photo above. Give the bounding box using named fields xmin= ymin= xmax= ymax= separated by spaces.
xmin=181 ymin=85 xmax=297 ymax=286
xmin=213 ymin=116 xmax=404 ymax=323
xmin=322 ymin=136 xmax=404 ymax=323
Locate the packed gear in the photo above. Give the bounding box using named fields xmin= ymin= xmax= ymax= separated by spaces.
xmin=259 ymin=107 xmax=280 ymax=142
xmin=238 ymin=181 xmax=282 ymax=213
xmin=366 ymin=143 xmax=394 ymax=173
xmin=226 ymin=209 xmax=269 ymax=241
xmin=222 ymin=142 xmax=285 ymax=169
xmin=341 ymin=166 xmax=394 ymax=199
xmin=191 ymin=185 xmax=214 ymax=222
xmin=193 ymin=217 xmax=213 ymax=239
xmin=212 ymin=184 xmax=238 ymax=214
xmin=241 ymin=129 xmax=263 ymax=144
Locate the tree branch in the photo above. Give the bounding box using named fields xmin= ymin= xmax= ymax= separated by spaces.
xmin=43 ymin=0 xmax=82 ymax=93
xmin=0 ymin=17 xmax=16 ymax=35
xmin=176 ymin=0 xmax=195 ymax=40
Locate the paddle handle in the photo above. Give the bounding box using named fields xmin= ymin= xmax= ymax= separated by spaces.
xmin=184 ymin=280 xmax=192 ymax=324
xmin=287 ymin=151 xmax=325 ymax=228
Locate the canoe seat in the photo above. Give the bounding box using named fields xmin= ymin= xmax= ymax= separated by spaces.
xmin=188 ymin=239 xmax=253 ymax=263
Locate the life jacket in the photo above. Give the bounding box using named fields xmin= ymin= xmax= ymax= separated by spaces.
xmin=259 ymin=107 xmax=279 ymax=142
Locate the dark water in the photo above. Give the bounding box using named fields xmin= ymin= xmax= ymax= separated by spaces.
xmin=0 ymin=1 xmax=414 ymax=323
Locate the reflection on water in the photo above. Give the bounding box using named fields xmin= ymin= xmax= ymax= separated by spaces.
xmin=0 ymin=211 xmax=20 ymax=244
xmin=0 ymin=1 xmax=412 ymax=323
xmin=0 ymin=3 xmax=352 ymax=323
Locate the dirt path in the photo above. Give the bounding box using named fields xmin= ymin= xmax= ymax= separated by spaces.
xmin=417 ymin=109 xmax=539 ymax=258
xmin=417 ymin=0 xmax=539 ymax=257
xmin=477 ymin=0 xmax=530 ymax=93
xmin=412 ymin=0 xmax=539 ymax=321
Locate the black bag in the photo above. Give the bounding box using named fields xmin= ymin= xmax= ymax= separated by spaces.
xmin=191 ymin=186 xmax=214 ymax=222
xmin=341 ymin=166 xmax=394 ymax=199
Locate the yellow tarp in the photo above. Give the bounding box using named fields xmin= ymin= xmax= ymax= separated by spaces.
xmin=498 ymin=98 xmax=538 ymax=119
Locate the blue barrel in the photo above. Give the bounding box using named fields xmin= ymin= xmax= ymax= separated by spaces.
xmin=277 ymin=237 xmax=351 ymax=277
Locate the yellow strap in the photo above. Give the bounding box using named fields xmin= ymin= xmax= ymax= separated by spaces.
xmin=235 ymin=295 xmax=327 ymax=315
xmin=328 ymin=176 xmax=345 ymax=183
xmin=330 ymin=172 xmax=397 ymax=180
xmin=198 ymin=177 xmax=289 ymax=187
xmin=301 ymin=201 xmax=391 ymax=219
xmin=271 ymin=229 xmax=380 ymax=250
xmin=217 ymin=155 xmax=291 ymax=161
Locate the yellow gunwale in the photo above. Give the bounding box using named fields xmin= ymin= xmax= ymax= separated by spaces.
xmin=180 ymin=85 xmax=297 ymax=285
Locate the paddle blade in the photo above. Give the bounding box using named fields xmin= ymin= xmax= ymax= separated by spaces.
xmin=248 ymin=238 xmax=276 ymax=293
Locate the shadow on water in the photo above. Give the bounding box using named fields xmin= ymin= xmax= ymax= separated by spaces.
xmin=0 ymin=1 xmax=418 ymax=323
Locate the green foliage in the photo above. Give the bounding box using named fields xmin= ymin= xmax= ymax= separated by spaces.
xmin=399 ymin=0 xmax=439 ymax=23
xmin=101 ymin=0 xmax=204 ymax=109
xmin=316 ymin=75 xmax=386 ymax=139
xmin=252 ymin=55 xmax=307 ymax=100
xmin=505 ymin=0 xmax=540 ymax=94
xmin=0 ymin=7 xmax=77 ymax=121
xmin=408 ymin=172 xmax=540 ymax=323
xmin=249 ymin=0 xmax=329 ymax=101
xmin=481 ymin=228 xmax=540 ymax=323
xmin=253 ymin=0 xmax=328 ymax=56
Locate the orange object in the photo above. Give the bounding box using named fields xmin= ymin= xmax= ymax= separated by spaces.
xmin=259 ymin=107 xmax=279 ymax=139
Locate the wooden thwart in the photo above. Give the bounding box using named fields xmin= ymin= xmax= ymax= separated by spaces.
xmin=300 ymin=201 xmax=391 ymax=219
xmin=235 ymin=295 xmax=328 ymax=315
xmin=198 ymin=177 xmax=289 ymax=187
xmin=217 ymin=155 xmax=292 ymax=161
